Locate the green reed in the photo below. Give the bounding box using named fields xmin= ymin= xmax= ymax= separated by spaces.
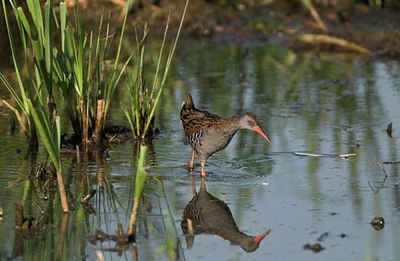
xmin=0 ymin=0 xmax=53 ymax=147
xmin=122 ymin=0 xmax=189 ymax=139
xmin=2 ymin=0 xmax=188 ymax=146
xmin=54 ymin=1 xmax=133 ymax=146
xmin=128 ymin=144 xmax=148 ymax=237
xmin=27 ymin=99 xmax=69 ymax=212
xmin=1 ymin=0 xmax=133 ymax=149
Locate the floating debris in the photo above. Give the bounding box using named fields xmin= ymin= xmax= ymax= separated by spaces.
xmin=382 ymin=160 xmax=400 ymax=165
xmin=386 ymin=122 xmax=393 ymax=138
xmin=339 ymin=154 xmax=356 ymax=159
xmin=144 ymin=202 xmax=152 ymax=213
xmin=303 ymin=243 xmax=324 ymax=253
xmin=14 ymin=204 xmax=38 ymax=231
xmin=370 ymin=217 xmax=385 ymax=230
xmin=317 ymin=232 xmax=329 ymax=242
xmin=89 ymin=224 xmax=134 ymax=245
xmin=81 ymin=189 xmax=97 ymax=203
xmin=89 ymin=229 xmax=113 ymax=244
xmin=294 ymin=151 xmax=356 ymax=160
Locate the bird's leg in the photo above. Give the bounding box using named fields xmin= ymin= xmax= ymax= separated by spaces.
xmin=189 ymin=175 xmax=197 ymax=196
xmin=200 ymin=161 xmax=206 ymax=177
xmin=200 ymin=175 xmax=206 ymax=191
xmin=186 ymin=149 xmax=195 ymax=170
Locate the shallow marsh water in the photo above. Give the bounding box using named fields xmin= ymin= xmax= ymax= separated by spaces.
xmin=1 ymin=41 xmax=400 ymax=260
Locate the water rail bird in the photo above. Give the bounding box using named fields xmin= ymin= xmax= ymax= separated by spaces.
xmin=180 ymin=93 xmax=270 ymax=176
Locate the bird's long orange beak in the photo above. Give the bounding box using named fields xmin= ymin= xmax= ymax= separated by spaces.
xmin=254 ymin=229 xmax=271 ymax=243
xmin=253 ymin=125 xmax=271 ymax=143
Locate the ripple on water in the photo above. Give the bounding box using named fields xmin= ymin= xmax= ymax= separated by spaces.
xmin=150 ymin=159 xmax=270 ymax=187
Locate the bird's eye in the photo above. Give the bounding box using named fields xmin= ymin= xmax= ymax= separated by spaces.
xmin=247 ymin=120 xmax=254 ymax=126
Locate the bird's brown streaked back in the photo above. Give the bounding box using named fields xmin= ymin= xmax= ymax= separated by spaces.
xmin=180 ymin=93 xmax=222 ymax=135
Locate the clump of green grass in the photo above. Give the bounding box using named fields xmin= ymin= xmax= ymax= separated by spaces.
xmin=2 ymin=0 xmax=186 ymax=148
xmin=122 ymin=0 xmax=189 ymax=139
xmin=1 ymin=0 xmax=133 ymax=151
xmin=54 ymin=1 xmax=133 ymax=148
xmin=0 ymin=0 xmax=55 ymax=147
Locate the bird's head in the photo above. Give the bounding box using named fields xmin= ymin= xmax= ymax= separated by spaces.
xmin=239 ymin=113 xmax=271 ymax=142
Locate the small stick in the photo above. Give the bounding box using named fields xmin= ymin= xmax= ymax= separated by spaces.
xmin=368 ymin=180 xmax=377 ymax=194
xmin=81 ymin=189 xmax=97 ymax=203
xmin=76 ymin=145 xmax=80 ymax=164
xmin=375 ymin=159 xmax=388 ymax=178
xmin=339 ymin=154 xmax=356 ymax=160
xmin=368 ymin=157 xmax=377 ymax=171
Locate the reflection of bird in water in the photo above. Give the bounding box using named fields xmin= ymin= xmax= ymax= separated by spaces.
xmin=181 ymin=176 xmax=270 ymax=252
xmin=180 ymin=93 xmax=270 ymax=176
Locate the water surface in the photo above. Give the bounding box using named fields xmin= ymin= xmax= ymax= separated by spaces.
xmin=1 ymin=41 xmax=400 ymax=260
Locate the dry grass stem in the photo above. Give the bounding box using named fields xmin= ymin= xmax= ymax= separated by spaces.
xmin=296 ymin=34 xmax=372 ymax=54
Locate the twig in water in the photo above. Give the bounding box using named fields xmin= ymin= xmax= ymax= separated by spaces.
xmin=339 ymin=153 xmax=356 ymax=160
xmin=368 ymin=157 xmax=389 ymax=194
xmin=295 ymin=34 xmax=372 ymax=54
xmin=375 ymin=158 xmax=388 ymax=178
xmin=367 ymin=180 xmax=377 ymax=194
xmin=81 ymin=189 xmax=97 ymax=203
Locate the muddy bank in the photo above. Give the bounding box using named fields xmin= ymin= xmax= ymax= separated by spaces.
xmin=1 ymin=0 xmax=400 ymax=66
xmin=115 ymin=0 xmax=400 ymax=58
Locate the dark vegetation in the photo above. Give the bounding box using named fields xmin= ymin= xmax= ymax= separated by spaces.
xmin=109 ymin=0 xmax=400 ymax=58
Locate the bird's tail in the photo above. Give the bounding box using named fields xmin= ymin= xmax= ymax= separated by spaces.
xmin=181 ymin=93 xmax=195 ymax=122
xmin=182 ymin=93 xmax=195 ymax=110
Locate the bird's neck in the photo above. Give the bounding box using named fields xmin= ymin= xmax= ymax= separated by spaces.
xmin=222 ymin=115 xmax=242 ymax=131
xmin=220 ymin=230 xmax=257 ymax=249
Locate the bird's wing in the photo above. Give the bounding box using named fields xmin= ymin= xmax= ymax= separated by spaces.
xmin=185 ymin=109 xmax=222 ymax=131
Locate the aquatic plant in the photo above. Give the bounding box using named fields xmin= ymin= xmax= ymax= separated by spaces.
xmin=27 ymin=99 xmax=69 ymax=212
xmin=157 ymin=177 xmax=184 ymax=260
xmin=0 ymin=0 xmax=53 ymax=147
xmin=1 ymin=0 xmax=133 ymax=151
xmin=125 ymin=145 xmax=183 ymax=259
xmin=122 ymin=0 xmax=189 ymax=139
xmin=128 ymin=144 xmax=148 ymax=238
xmin=54 ymin=1 xmax=133 ymax=147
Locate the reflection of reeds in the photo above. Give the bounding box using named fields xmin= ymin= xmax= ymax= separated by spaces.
xmin=28 ymin=100 xmax=69 ymax=212
xmin=128 ymin=145 xmax=148 ymax=238
xmin=156 ymin=177 xmax=183 ymax=260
